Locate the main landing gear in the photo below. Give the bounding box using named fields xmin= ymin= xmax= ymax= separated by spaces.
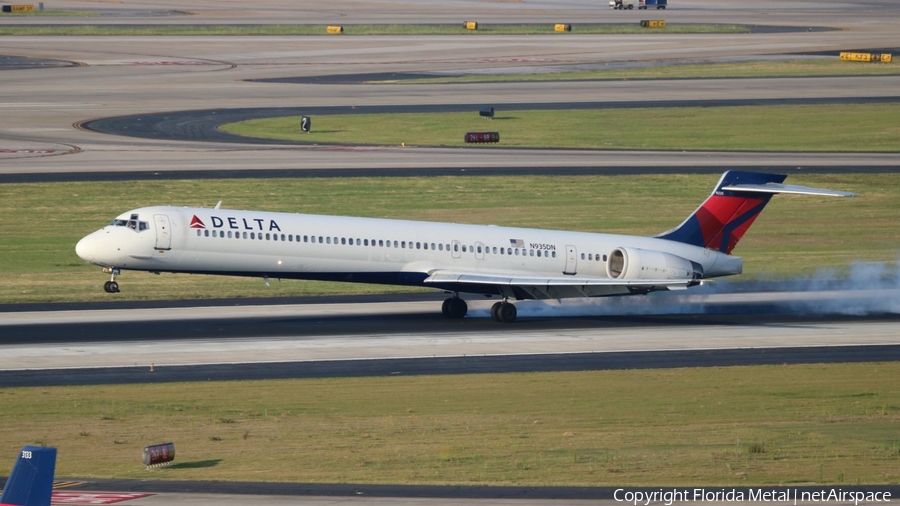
xmin=102 ymin=267 xmax=121 ymax=293
xmin=490 ymin=300 xmax=517 ymax=323
xmin=441 ymin=294 xmax=518 ymax=323
xmin=441 ymin=295 xmax=468 ymax=319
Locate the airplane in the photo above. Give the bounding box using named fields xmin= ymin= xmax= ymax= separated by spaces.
xmin=75 ymin=171 xmax=856 ymax=322
xmin=0 ymin=446 xmax=56 ymax=506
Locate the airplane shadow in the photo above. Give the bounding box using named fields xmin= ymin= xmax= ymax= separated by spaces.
xmin=167 ymin=459 xmax=222 ymax=470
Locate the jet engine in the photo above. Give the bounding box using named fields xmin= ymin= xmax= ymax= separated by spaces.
xmin=606 ymin=247 xmax=702 ymax=280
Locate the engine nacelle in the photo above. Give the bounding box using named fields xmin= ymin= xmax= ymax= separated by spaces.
xmin=606 ymin=247 xmax=702 ymax=280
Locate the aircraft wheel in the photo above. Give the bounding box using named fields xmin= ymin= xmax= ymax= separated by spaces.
xmin=443 ymin=297 xmax=467 ymax=319
xmin=441 ymin=298 xmax=451 ymax=317
xmin=108 ymin=281 xmax=120 ymax=293
xmin=498 ymin=302 xmax=517 ymax=323
xmin=490 ymin=302 xmax=503 ymax=322
xmin=627 ymin=4 xmax=633 ymax=8
xmin=103 ymin=281 xmax=112 ymax=293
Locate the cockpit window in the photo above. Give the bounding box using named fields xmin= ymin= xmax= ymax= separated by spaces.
xmin=109 ymin=218 xmax=149 ymax=232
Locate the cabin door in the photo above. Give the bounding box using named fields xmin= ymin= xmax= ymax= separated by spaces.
xmin=451 ymin=240 xmax=462 ymax=259
xmin=564 ymin=245 xmax=577 ymax=275
xmin=154 ymin=214 xmax=172 ymax=250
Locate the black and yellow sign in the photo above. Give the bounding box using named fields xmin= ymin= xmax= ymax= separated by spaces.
xmin=2 ymin=4 xmax=35 ymax=12
xmin=840 ymin=52 xmax=893 ymax=63
xmin=640 ymin=20 xmax=665 ymax=28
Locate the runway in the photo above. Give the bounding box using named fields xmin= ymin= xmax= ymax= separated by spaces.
xmin=2 ymin=288 xmax=899 ymax=387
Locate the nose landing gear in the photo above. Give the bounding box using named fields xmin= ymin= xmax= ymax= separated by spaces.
xmin=102 ymin=267 xmax=121 ymax=293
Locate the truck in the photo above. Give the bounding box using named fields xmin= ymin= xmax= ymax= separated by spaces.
xmin=610 ymin=0 xmax=667 ymax=9
xmin=609 ymin=0 xmax=634 ymax=9
xmin=639 ymin=0 xmax=667 ymax=9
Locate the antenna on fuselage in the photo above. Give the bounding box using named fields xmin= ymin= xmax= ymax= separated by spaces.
xmin=214 ymin=201 xmax=222 ymax=209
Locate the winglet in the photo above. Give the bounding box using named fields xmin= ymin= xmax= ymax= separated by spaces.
xmin=0 ymin=446 xmax=56 ymax=506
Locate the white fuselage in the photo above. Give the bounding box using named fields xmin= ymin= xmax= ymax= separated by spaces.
xmin=75 ymin=206 xmax=742 ymax=298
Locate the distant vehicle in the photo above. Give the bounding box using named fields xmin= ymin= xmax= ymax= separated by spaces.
xmin=610 ymin=0 xmax=635 ymax=9
xmin=639 ymin=0 xmax=667 ymax=9
xmin=0 ymin=446 xmax=56 ymax=506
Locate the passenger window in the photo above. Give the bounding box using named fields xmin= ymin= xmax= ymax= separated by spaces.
xmin=139 ymin=222 xmax=149 ymax=231
xmin=537 ymin=250 xmax=542 ymax=257
xmin=196 ymin=230 xmax=201 ymax=237
xmin=462 ymin=245 xmax=466 ymax=253
xmin=553 ymin=251 xmax=557 ymax=258
xmin=243 ymin=232 xmax=248 ymax=239
xmin=439 ymin=244 xmax=443 ymax=251
xmin=356 ymin=239 xmax=360 ymax=245
xmin=508 ymin=248 xmax=512 ymax=255
xmin=267 ymin=233 xmax=271 ymax=240
xmin=431 ymin=243 xmax=436 ymax=250
xmin=500 ymin=248 xmax=504 ymax=255
xmin=364 ymin=239 xmax=369 ymax=246
xmin=477 ymin=246 xmax=482 ymax=254
xmin=402 ymin=241 xmax=406 ymax=248
xmin=304 ymin=235 xmax=308 ymax=242
xmin=341 ymin=238 xmax=346 ymax=245
xmin=326 ymin=237 xmax=331 ymax=244
xmin=288 ymin=235 xmax=293 ymax=242
xmin=379 ymin=240 xmax=384 ymax=247
xmin=228 ymin=231 xmax=233 ymax=238
xmin=603 ymin=254 xmax=608 ymax=262
xmin=416 ymin=242 xmax=421 ymax=249
xmin=453 ymin=244 xmax=458 ymax=252
xmin=530 ymin=250 xmax=534 ymax=257
xmin=394 ymin=241 xmax=398 ymax=248
xmin=581 ymin=253 xmax=585 ymax=260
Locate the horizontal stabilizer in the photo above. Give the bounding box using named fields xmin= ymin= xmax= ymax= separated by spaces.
xmin=721 ymin=183 xmax=858 ymax=197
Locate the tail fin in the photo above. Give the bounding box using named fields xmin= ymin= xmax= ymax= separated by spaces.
xmin=0 ymin=446 xmax=56 ymax=506
xmin=657 ymin=171 xmax=856 ymax=254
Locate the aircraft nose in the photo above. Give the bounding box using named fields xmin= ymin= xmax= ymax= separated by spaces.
xmin=75 ymin=234 xmax=97 ymax=262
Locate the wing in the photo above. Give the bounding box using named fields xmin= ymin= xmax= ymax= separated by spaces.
xmin=423 ymin=269 xmax=698 ymax=300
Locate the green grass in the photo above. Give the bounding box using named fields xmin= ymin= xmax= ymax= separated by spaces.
xmin=220 ymin=104 xmax=900 ymax=152
xmin=0 ymin=23 xmax=747 ymax=36
xmin=0 ymin=174 xmax=895 ymax=304
xmin=1 ymin=363 xmax=899 ymax=485
xmin=388 ymin=60 xmax=900 ymax=84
